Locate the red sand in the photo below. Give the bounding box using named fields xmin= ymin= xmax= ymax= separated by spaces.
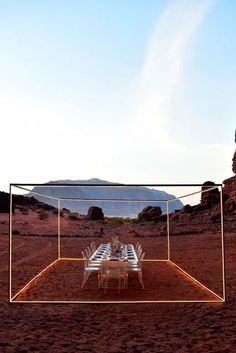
xmin=13 ymin=259 xmax=218 ymax=302
xmin=1 ymin=229 xmax=236 ymax=352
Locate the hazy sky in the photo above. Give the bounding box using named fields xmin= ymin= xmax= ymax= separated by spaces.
xmin=1 ymin=0 xmax=236 ymax=194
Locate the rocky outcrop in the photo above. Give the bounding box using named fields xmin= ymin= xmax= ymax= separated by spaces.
xmin=183 ymin=204 xmax=193 ymax=213
xmin=223 ymin=176 xmax=236 ymax=213
xmin=223 ymin=176 xmax=236 ymax=201
xmin=0 ymin=192 xmax=13 ymax=213
xmin=232 ymin=150 xmax=236 ymax=174
xmin=87 ymin=206 xmax=104 ymax=220
xmin=222 ymin=140 xmax=236 ymax=213
xmin=138 ymin=206 xmax=162 ymax=222
xmin=0 ymin=192 xmax=58 ymax=214
xmin=200 ymin=181 xmax=220 ymax=208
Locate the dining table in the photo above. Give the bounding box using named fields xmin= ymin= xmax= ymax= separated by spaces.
xmin=90 ymin=243 xmax=138 ymax=263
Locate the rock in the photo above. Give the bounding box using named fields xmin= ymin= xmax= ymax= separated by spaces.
xmin=62 ymin=207 xmax=70 ymax=212
xmin=226 ymin=201 xmax=236 ymax=213
xmin=200 ymin=181 xmax=220 ymax=207
xmin=87 ymin=206 xmax=104 ymax=220
xmin=68 ymin=212 xmax=79 ymax=220
xmin=0 ymin=192 xmax=15 ymax=213
xmin=223 ymin=176 xmax=236 ymax=204
xmin=210 ymin=213 xmax=221 ymax=223
xmin=138 ymin=206 xmax=162 ymax=222
xmin=41 ymin=203 xmax=55 ymax=211
xmin=158 ymin=214 xmax=167 ymax=222
xmin=192 ymin=203 xmax=210 ymax=212
xmin=172 ymin=213 xmax=179 ymax=221
xmin=232 ymin=150 xmax=236 ymax=174
xmin=53 ymin=209 xmax=64 ymax=217
xmin=183 ymin=204 xmax=193 ymax=213
xmin=94 ymin=227 xmax=104 ymax=236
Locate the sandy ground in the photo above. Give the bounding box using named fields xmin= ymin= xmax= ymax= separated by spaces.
xmin=0 ymin=228 xmax=236 ymax=352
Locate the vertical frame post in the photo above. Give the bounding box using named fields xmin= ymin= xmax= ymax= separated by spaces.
xmin=167 ymin=200 xmax=170 ymax=261
xmin=9 ymin=184 xmax=13 ymax=302
xmin=58 ymin=199 xmax=61 ymax=259
xmin=220 ymin=184 xmax=226 ymax=301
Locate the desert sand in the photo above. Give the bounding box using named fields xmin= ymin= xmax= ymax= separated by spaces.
xmin=0 ymin=206 xmax=236 ymax=352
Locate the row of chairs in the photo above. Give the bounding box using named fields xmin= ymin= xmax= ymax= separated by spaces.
xmin=81 ymin=241 xmax=101 ymax=288
xmin=135 ymin=242 xmax=143 ymax=259
xmin=132 ymin=242 xmax=145 ymax=289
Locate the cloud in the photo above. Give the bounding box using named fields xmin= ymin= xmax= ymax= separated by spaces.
xmin=133 ymin=0 xmax=213 ymax=150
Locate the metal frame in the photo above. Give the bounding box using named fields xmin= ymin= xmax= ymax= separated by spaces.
xmin=9 ymin=183 xmax=225 ymax=304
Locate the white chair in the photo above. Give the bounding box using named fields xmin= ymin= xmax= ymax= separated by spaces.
xmin=100 ymin=260 xmax=128 ymax=293
xmin=81 ymin=251 xmax=101 ymax=288
xmin=90 ymin=241 xmax=97 ymax=253
xmin=84 ymin=246 xmax=93 ymax=259
xmin=83 ymin=248 xmax=102 ymax=265
xmin=127 ymin=252 xmax=145 ymax=289
xmin=136 ymin=245 xmax=142 ymax=258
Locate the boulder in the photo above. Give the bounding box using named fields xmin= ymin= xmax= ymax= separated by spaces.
xmin=87 ymin=206 xmax=104 ymax=220
xmin=138 ymin=206 xmax=162 ymax=222
xmin=183 ymin=204 xmax=193 ymax=213
xmin=200 ymin=181 xmax=220 ymax=208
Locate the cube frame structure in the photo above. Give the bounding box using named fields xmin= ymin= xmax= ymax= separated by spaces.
xmin=9 ymin=183 xmax=226 ymax=304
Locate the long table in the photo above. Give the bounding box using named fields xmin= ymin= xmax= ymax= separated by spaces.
xmin=90 ymin=243 xmax=138 ymax=262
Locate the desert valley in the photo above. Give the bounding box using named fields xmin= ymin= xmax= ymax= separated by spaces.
xmin=0 ymin=153 xmax=236 ymax=351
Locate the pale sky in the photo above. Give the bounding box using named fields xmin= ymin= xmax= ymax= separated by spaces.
xmin=1 ymin=0 xmax=235 ymax=195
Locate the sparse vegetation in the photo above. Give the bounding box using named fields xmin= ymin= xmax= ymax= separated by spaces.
xmin=106 ymin=217 xmax=136 ymax=225
xmin=39 ymin=210 xmax=49 ymax=220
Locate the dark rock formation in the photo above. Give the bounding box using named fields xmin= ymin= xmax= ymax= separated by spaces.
xmin=87 ymin=206 xmax=104 ymax=220
xmin=223 ymin=176 xmax=236 ymax=213
xmin=200 ymin=181 xmax=220 ymax=208
xmin=183 ymin=204 xmax=193 ymax=213
xmin=223 ymin=141 xmax=236 ymax=206
xmin=138 ymin=206 xmax=162 ymax=222
xmin=232 ymin=150 xmax=236 ymax=174
xmin=68 ymin=213 xmax=79 ymax=220
xmin=210 ymin=213 xmax=221 ymax=223
xmin=222 ymin=135 xmax=236 ymax=213
xmin=0 ymin=191 xmax=58 ymax=214
xmin=158 ymin=214 xmax=167 ymax=222
xmin=0 ymin=192 xmax=15 ymax=213
xmin=223 ymin=176 xmax=236 ymax=201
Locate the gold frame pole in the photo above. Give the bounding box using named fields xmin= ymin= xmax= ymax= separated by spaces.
xmin=58 ymin=199 xmax=61 ymax=259
xmin=9 ymin=185 xmax=13 ymax=302
xmin=220 ymin=184 xmax=226 ymax=301
xmin=167 ymin=201 xmax=170 ymax=261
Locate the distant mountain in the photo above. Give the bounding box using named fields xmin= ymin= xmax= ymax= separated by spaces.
xmin=26 ymin=178 xmax=183 ymax=217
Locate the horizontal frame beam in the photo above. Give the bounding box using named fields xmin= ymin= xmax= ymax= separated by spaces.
xmin=11 ymin=183 xmax=223 ymax=187
xmin=13 ymin=299 xmax=223 ymax=304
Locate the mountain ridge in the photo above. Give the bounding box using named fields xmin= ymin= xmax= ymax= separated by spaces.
xmin=26 ymin=178 xmax=184 ymax=217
